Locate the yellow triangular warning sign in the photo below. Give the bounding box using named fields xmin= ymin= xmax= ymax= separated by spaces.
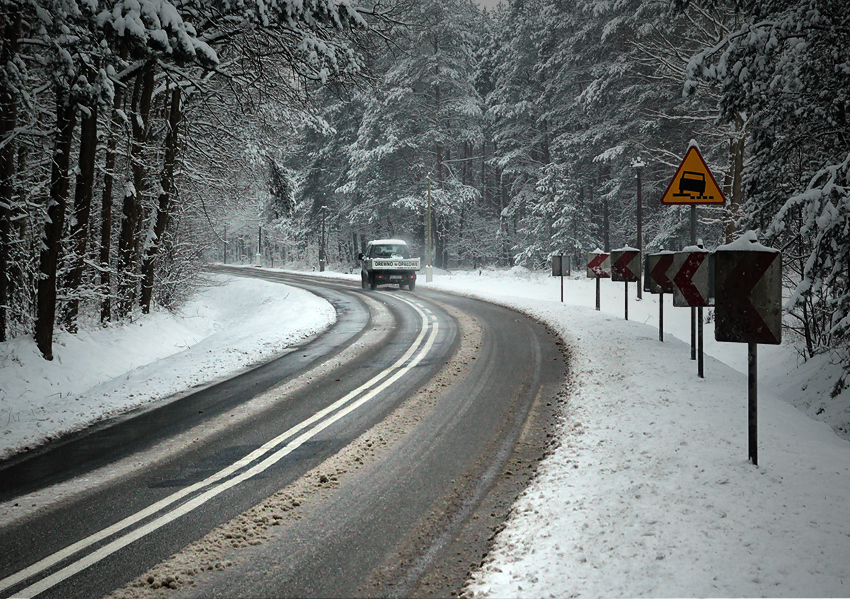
xmin=661 ymin=145 xmax=727 ymax=205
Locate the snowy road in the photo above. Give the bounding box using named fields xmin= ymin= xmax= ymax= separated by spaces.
xmin=0 ymin=281 xmax=367 ymax=496
xmin=0 ymin=270 xmax=565 ymax=599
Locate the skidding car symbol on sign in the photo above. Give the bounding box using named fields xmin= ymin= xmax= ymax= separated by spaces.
xmin=677 ymin=171 xmax=707 ymax=199
xmin=661 ymin=145 xmax=726 ymax=205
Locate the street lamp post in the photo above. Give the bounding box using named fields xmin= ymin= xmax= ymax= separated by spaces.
xmin=251 ymin=223 xmax=265 ymax=267
xmin=319 ymin=205 xmax=327 ymax=272
xmin=632 ymin=157 xmax=646 ymax=299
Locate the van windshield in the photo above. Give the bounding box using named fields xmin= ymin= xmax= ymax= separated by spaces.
xmin=371 ymin=244 xmax=410 ymax=259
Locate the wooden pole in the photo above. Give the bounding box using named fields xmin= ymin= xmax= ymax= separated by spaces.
xmin=426 ymin=176 xmax=433 ymax=282
xmin=636 ymin=168 xmax=643 ymax=299
xmin=556 ymin=254 xmax=564 ymax=303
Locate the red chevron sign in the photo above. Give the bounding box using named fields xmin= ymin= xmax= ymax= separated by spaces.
xmin=646 ymin=252 xmax=675 ymax=294
xmin=672 ymin=250 xmax=712 ymax=307
xmin=610 ymin=249 xmax=640 ymax=282
xmin=586 ymin=252 xmax=611 ymax=278
xmin=714 ymin=249 xmax=782 ymax=344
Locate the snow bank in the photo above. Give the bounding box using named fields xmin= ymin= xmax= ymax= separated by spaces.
xmin=0 ymin=274 xmax=335 ymax=460
xmin=469 ymin=304 xmax=850 ymax=597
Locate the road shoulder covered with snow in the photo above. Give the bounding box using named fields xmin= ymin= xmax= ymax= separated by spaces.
xmin=0 ymin=273 xmax=335 ymax=461
xmin=414 ymin=270 xmax=850 ymax=597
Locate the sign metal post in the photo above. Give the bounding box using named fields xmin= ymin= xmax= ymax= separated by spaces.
xmin=611 ymin=248 xmax=641 ymax=321
xmin=596 ymin=278 xmax=601 ymax=311
xmin=645 ymin=252 xmax=675 ymax=342
xmin=698 ymin=305 xmax=704 ymax=377
xmin=691 ymin=207 xmax=697 ymax=362
xmin=552 ymin=254 xmax=565 ymax=303
xmin=714 ymin=232 xmax=782 ymax=466
xmin=749 ymin=342 xmax=758 ymax=465
xmin=586 ymin=250 xmax=611 ymax=311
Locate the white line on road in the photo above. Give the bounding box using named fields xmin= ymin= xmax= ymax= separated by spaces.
xmin=2 ymin=294 xmax=435 ymax=599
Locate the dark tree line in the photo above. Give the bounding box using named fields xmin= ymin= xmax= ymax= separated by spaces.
xmin=0 ymin=0 xmax=400 ymax=358
xmin=3 ymin=0 xmax=849 ymax=382
xmin=274 ymin=0 xmax=847 ymax=379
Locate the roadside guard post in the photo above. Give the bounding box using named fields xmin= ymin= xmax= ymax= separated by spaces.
xmin=714 ymin=231 xmax=782 ymax=467
xmin=586 ymin=250 xmax=611 ymax=311
xmin=671 ymin=245 xmax=713 ymax=378
xmin=645 ymin=251 xmax=675 ymax=341
xmin=610 ymin=248 xmax=640 ymax=320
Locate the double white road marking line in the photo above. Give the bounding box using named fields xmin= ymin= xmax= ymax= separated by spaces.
xmin=1 ymin=294 xmax=437 ymax=599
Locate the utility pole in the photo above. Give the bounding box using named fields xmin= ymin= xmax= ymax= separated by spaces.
xmin=319 ymin=206 xmax=326 ymax=272
xmin=252 ymin=223 xmax=263 ymax=267
xmin=426 ymin=176 xmax=433 ymax=282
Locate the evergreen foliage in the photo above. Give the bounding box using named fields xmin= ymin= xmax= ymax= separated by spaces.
xmin=2 ymin=0 xmax=848 ymax=384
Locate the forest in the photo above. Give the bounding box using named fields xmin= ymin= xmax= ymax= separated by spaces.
xmin=0 ymin=0 xmax=848 ymax=386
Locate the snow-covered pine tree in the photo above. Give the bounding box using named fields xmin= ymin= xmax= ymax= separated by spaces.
xmin=482 ymin=0 xmax=555 ymax=267
xmin=342 ymin=0 xmax=484 ymax=267
xmin=688 ymin=0 xmax=850 ymax=377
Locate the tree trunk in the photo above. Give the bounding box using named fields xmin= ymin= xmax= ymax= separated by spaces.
xmin=431 ymin=32 xmax=445 ymax=269
xmin=433 ymin=214 xmax=444 ymax=268
xmin=117 ymin=61 xmax=154 ymax=317
xmin=35 ymin=89 xmax=76 ymax=360
xmin=725 ymin=113 xmax=745 ymax=242
xmin=64 ymin=96 xmax=98 ymax=331
xmin=0 ymin=9 xmax=21 ymax=342
xmin=141 ymin=86 xmax=181 ymax=314
xmin=600 ymin=179 xmax=610 ymax=252
xmin=480 ymin=141 xmax=487 ymax=209
xmin=500 ymin=171 xmax=510 ymax=266
xmin=99 ymin=60 xmax=127 ymax=323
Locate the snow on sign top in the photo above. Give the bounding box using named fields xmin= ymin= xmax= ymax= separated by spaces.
xmin=716 ymin=230 xmax=778 ymax=253
xmin=661 ymin=146 xmax=726 ymax=205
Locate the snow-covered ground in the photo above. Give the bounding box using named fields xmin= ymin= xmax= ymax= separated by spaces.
xmin=0 ymin=273 xmax=335 ymax=460
xmin=1 ymin=265 xmax=849 ymax=596
xmin=418 ymin=268 xmax=850 ymax=598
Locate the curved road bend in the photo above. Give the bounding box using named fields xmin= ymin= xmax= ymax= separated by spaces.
xmin=0 ymin=280 xmax=370 ymax=498
xmin=0 ymin=268 xmax=568 ymax=599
